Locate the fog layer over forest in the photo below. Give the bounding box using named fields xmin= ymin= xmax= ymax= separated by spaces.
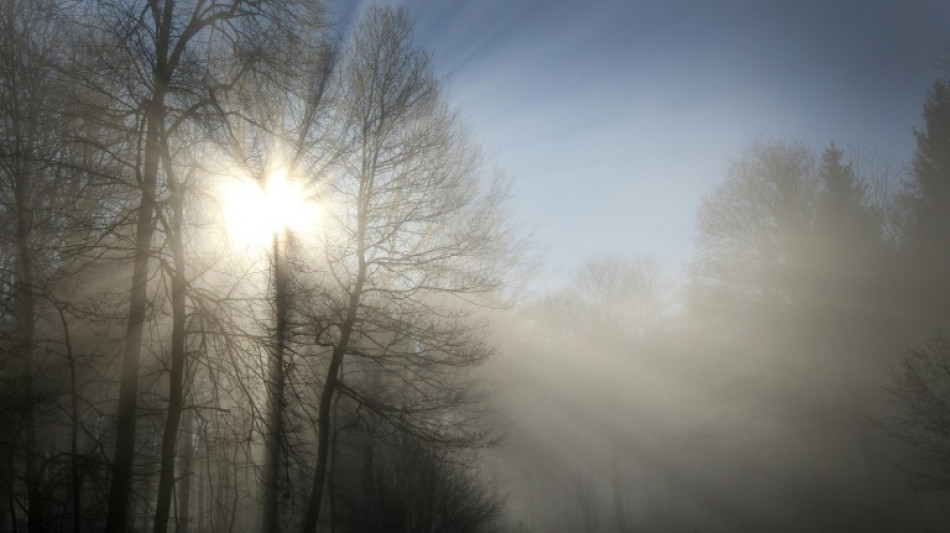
xmin=3 ymin=1 xmax=950 ymax=532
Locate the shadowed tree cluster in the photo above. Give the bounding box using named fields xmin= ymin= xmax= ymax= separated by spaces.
xmin=0 ymin=2 xmax=514 ymax=532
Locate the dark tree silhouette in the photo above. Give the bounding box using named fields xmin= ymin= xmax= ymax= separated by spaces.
xmin=884 ymin=331 xmax=950 ymax=494
xmin=814 ymin=142 xmax=882 ymax=283
xmin=0 ymin=2 xmax=79 ymax=529
xmin=299 ymin=7 xmax=516 ymax=531
xmin=74 ymin=2 xmax=329 ymax=531
xmin=898 ymin=80 xmax=950 ymax=316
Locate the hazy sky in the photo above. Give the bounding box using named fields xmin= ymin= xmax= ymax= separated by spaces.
xmin=338 ymin=0 xmax=950 ymax=284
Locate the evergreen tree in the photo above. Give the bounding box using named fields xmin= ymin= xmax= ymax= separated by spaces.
xmin=816 ymin=142 xmax=868 ymax=236
xmin=813 ymin=141 xmax=881 ymax=302
xmin=900 ymin=80 xmax=950 ymax=315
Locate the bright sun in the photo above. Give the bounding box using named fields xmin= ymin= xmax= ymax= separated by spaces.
xmin=222 ymin=170 xmax=320 ymax=248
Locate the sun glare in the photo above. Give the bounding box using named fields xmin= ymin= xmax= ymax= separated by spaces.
xmin=222 ymin=170 xmax=320 ymax=248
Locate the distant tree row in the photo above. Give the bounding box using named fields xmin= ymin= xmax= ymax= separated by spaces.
xmin=692 ymin=80 xmax=950 ymax=502
xmin=486 ymin=77 xmax=950 ymax=531
xmin=685 ymin=76 xmax=950 ymax=529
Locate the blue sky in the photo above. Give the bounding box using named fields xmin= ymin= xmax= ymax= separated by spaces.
xmin=337 ymin=0 xmax=950 ymax=285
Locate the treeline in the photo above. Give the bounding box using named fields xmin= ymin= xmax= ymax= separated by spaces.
xmin=486 ymin=80 xmax=950 ymax=530
xmin=0 ymin=2 xmax=517 ymax=532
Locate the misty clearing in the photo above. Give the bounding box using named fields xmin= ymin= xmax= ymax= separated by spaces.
xmin=3 ymin=1 xmax=950 ymax=532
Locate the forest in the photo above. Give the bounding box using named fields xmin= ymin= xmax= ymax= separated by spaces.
xmin=3 ymin=1 xmax=950 ymax=532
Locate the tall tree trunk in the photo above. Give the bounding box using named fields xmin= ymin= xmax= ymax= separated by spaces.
xmin=197 ymin=423 xmax=206 ymax=532
xmin=262 ymin=231 xmax=290 ymax=533
xmin=19 ymin=210 xmax=40 ymax=531
xmin=154 ymin=184 xmax=188 ymax=533
xmin=301 ymin=258 xmax=366 ymax=532
xmin=302 ymin=125 xmax=374 ymax=532
xmin=105 ymin=1 xmax=173 ymax=529
xmin=57 ymin=307 xmax=82 ymax=533
xmin=178 ymin=402 xmax=194 ymax=533
xmin=104 ymin=89 xmax=164 ymax=533
xmin=214 ymin=444 xmax=233 ymax=533
xmin=328 ymin=395 xmax=341 ymax=533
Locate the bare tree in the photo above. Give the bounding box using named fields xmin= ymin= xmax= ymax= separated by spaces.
xmin=72 ymin=1 xmax=329 ymax=530
xmin=1 ymin=2 xmax=508 ymax=531
xmin=568 ymin=255 xmax=669 ymax=341
xmin=298 ymin=7 xmax=518 ymax=531
xmin=205 ymin=25 xmax=335 ymax=529
xmin=692 ymin=139 xmax=818 ymax=318
xmin=884 ymin=331 xmax=950 ymax=494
